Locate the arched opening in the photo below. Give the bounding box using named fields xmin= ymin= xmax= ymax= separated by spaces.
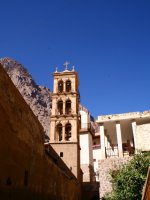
xmin=65 ymin=100 xmax=71 ymax=115
xmin=58 ymin=80 xmax=63 ymax=93
xmin=57 ymin=100 xmax=63 ymax=115
xmin=56 ymin=124 xmax=62 ymax=141
xmin=66 ymin=80 xmax=71 ymax=92
xmin=65 ymin=123 xmax=71 ymax=141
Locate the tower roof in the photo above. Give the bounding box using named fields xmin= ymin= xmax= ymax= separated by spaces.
xmin=54 ymin=61 xmax=76 ymax=74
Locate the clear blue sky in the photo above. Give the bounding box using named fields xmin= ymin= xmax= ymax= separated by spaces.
xmin=0 ymin=0 xmax=150 ymax=118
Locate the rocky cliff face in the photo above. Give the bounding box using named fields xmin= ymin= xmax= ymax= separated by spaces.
xmin=0 ymin=57 xmax=52 ymax=135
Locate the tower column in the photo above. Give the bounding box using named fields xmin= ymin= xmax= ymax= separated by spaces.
xmin=52 ymin=98 xmax=57 ymax=115
xmin=105 ymin=135 xmax=108 ymax=148
xmin=116 ymin=121 xmax=123 ymax=157
xmin=49 ymin=67 xmax=80 ymax=179
xmin=100 ymin=123 xmax=106 ymax=159
xmin=62 ymin=125 xmax=65 ymax=141
xmin=132 ymin=120 xmax=137 ymax=153
xmin=50 ymin=121 xmax=55 ymax=141
xmin=72 ymin=79 xmax=75 ymax=92
xmin=64 ymin=81 xmax=66 ymax=92
xmin=63 ymin=101 xmax=65 ymax=115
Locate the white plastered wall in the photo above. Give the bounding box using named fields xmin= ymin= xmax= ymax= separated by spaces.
xmin=136 ymin=123 xmax=150 ymax=151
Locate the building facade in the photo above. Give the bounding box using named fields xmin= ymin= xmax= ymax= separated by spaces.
xmin=79 ymin=105 xmax=95 ymax=182
xmin=96 ymin=111 xmax=150 ymax=160
xmin=96 ymin=111 xmax=150 ymax=198
xmin=49 ymin=65 xmax=81 ymax=179
xmin=92 ymin=132 xmax=101 ymax=182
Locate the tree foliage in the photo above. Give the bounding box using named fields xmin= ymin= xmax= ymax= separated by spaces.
xmin=104 ymin=153 xmax=150 ymax=200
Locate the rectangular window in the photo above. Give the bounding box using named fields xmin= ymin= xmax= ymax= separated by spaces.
xmin=60 ymin=152 xmax=63 ymax=157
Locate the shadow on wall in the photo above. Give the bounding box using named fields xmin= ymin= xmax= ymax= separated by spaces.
xmin=82 ymin=182 xmax=99 ymax=200
xmin=91 ymin=194 xmax=99 ymax=200
xmin=0 ymin=63 xmax=81 ymax=200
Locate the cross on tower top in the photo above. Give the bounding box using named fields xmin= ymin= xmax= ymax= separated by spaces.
xmin=63 ymin=61 xmax=70 ymax=70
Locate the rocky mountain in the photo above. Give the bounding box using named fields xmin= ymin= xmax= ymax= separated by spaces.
xmin=0 ymin=57 xmax=52 ymax=136
xmin=0 ymin=57 xmax=98 ymax=137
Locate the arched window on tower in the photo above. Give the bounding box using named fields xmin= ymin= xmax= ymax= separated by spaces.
xmin=58 ymin=80 xmax=63 ymax=93
xmin=66 ymin=80 xmax=71 ymax=92
xmin=56 ymin=124 xmax=62 ymax=141
xmin=65 ymin=123 xmax=71 ymax=141
xmin=57 ymin=100 xmax=63 ymax=115
xmin=65 ymin=100 xmax=71 ymax=115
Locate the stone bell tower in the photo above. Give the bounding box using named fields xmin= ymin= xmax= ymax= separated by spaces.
xmin=50 ymin=62 xmax=81 ymax=179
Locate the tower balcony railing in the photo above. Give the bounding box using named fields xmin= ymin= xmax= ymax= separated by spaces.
xmin=55 ymin=109 xmax=74 ymax=116
xmin=56 ymin=109 xmax=63 ymax=115
xmin=105 ymin=147 xmax=119 ymax=158
xmin=105 ymin=145 xmax=135 ymax=158
xmin=80 ymin=122 xmax=95 ymax=134
xmin=92 ymin=144 xmax=101 ymax=150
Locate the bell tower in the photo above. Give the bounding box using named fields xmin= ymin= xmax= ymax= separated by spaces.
xmin=50 ymin=62 xmax=80 ymax=179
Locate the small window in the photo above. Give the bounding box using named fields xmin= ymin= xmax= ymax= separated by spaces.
xmin=56 ymin=124 xmax=62 ymax=141
xmin=66 ymin=80 xmax=71 ymax=92
xmin=60 ymin=152 xmax=63 ymax=157
xmin=57 ymin=100 xmax=63 ymax=115
xmin=65 ymin=100 xmax=71 ymax=115
xmin=58 ymin=80 xmax=63 ymax=93
xmin=65 ymin=123 xmax=71 ymax=141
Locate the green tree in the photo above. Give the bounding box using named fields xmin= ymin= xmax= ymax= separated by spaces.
xmin=104 ymin=153 xmax=150 ymax=200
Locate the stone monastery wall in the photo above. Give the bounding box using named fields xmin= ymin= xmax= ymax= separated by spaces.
xmin=99 ymin=157 xmax=131 ymax=198
xmin=0 ymin=64 xmax=81 ymax=200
